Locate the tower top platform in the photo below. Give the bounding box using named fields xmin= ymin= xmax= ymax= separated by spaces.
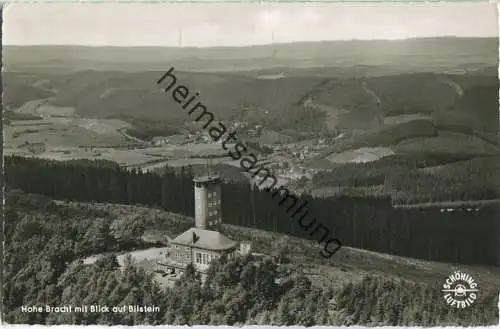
xmin=193 ymin=175 xmax=221 ymax=183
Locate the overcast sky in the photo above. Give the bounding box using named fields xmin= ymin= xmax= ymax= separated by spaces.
xmin=3 ymin=3 xmax=498 ymax=47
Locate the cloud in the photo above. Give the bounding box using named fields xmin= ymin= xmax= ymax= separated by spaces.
xmin=296 ymin=8 xmax=322 ymax=24
xmin=257 ymin=9 xmax=283 ymax=30
xmin=3 ymin=3 xmax=498 ymax=46
xmin=182 ymin=22 xmax=223 ymax=47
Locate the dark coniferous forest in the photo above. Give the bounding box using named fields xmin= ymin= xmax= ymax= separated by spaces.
xmin=5 ymin=155 xmax=500 ymax=267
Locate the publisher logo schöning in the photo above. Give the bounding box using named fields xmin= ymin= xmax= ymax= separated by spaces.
xmin=442 ymin=271 xmax=479 ymax=308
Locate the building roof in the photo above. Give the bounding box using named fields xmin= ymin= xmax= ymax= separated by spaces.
xmin=170 ymin=227 xmax=237 ymax=251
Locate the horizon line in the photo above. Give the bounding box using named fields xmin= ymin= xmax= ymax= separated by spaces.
xmin=3 ymin=35 xmax=497 ymax=48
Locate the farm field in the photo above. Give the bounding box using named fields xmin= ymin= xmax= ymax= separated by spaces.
xmin=4 ymin=104 xmax=233 ymax=167
xmin=327 ymin=146 xmax=395 ymax=164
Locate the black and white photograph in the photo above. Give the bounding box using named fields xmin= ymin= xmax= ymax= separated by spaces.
xmin=2 ymin=2 xmax=500 ymax=326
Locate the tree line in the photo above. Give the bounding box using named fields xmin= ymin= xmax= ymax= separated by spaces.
xmin=312 ymin=152 xmax=500 ymax=204
xmin=4 ymin=155 xmax=500 ymax=266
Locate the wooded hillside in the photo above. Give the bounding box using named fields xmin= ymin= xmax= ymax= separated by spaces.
xmin=5 ymin=156 xmax=500 ymax=266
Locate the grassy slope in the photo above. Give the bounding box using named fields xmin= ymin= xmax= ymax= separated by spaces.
xmin=3 ymin=84 xmax=54 ymax=109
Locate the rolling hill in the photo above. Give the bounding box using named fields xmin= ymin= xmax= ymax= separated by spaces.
xmin=4 ymin=38 xmax=498 ymax=134
xmin=3 ymin=38 xmax=499 ymax=205
xmin=4 ymin=70 xmax=498 ymax=133
xmin=4 ymin=37 xmax=497 ymax=72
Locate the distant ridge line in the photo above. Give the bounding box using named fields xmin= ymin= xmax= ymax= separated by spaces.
xmin=3 ymin=36 xmax=498 ymax=49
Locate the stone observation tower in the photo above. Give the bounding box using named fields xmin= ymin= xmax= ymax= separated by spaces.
xmin=155 ymin=159 xmax=252 ymax=281
xmin=194 ymin=174 xmax=222 ymax=231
